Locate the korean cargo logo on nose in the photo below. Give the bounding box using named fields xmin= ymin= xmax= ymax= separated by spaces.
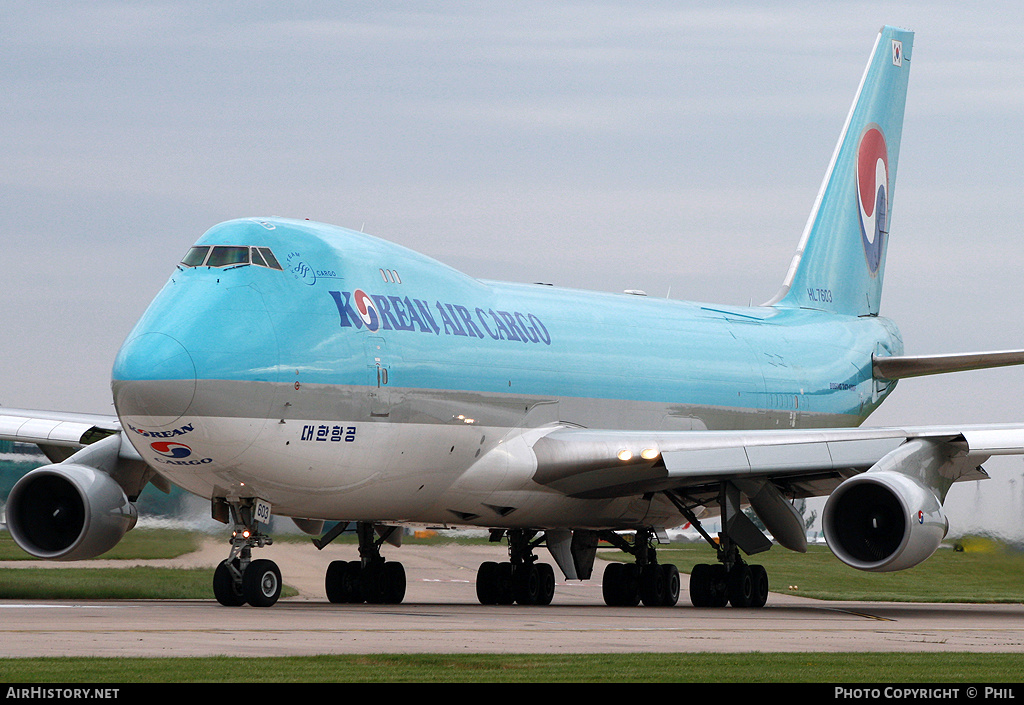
xmin=150 ymin=441 xmax=192 ymax=459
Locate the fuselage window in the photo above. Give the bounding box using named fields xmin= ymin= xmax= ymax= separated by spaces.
xmin=181 ymin=246 xmax=210 ymax=267
xmin=207 ymin=246 xmax=250 ymax=267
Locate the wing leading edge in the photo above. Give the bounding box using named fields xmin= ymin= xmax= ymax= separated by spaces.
xmin=0 ymin=408 xmax=121 ymax=462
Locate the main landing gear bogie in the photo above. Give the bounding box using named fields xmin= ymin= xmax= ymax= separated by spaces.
xmin=602 ymin=561 xmax=681 ymax=607
xmin=662 ymin=483 xmax=776 ymax=609
xmin=475 ymin=529 xmax=558 ymax=606
xmin=323 ymin=522 xmax=407 ymax=605
xmin=689 ymin=561 xmax=768 ymax=608
xmin=325 ymin=558 xmax=406 ymax=604
xmin=598 ymin=529 xmax=681 ymax=607
xmin=476 ymin=559 xmax=556 ymax=606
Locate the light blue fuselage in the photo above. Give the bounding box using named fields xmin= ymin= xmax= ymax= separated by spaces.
xmin=111 ymin=218 xmax=903 ymax=526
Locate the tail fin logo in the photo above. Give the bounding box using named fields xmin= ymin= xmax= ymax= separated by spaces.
xmin=856 ymin=125 xmax=889 ymax=275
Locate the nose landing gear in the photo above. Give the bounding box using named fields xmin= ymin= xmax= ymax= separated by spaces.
xmin=212 ymin=499 xmax=281 ymax=607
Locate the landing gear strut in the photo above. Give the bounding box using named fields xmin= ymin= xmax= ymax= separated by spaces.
xmin=598 ymin=528 xmax=680 ymax=607
xmin=476 ymin=529 xmax=556 ymax=605
xmin=212 ymin=500 xmax=282 ymax=607
xmin=323 ymin=522 xmax=407 ymax=604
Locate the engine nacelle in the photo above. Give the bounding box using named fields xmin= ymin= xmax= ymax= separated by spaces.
xmin=823 ymin=469 xmax=947 ymax=572
xmin=6 ymin=463 xmax=138 ymax=560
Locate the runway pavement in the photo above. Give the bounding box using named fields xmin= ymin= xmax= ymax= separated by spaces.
xmin=2 ymin=540 xmax=1024 ymax=657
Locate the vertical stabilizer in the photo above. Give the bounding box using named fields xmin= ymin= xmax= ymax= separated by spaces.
xmin=766 ymin=26 xmax=913 ymax=316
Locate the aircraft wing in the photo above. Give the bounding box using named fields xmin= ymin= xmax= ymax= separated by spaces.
xmin=0 ymin=407 xmax=122 ymax=462
xmin=529 ymin=423 xmax=1024 ymax=556
xmin=530 ymin=423 xmax=1024 ymax=502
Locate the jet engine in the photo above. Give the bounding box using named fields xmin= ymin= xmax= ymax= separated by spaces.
xmin=6 ymin=463 xmax=138 ymax=560
xmin=822 ymin=468 xmax=947 ymax=572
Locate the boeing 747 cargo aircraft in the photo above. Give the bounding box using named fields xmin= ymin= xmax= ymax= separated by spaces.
xmin=4 ymin=25 xmax=1024 ymax=609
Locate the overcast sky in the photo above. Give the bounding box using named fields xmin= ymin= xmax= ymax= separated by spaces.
xmin=3 ymin=1 xmax=1024 ymax=536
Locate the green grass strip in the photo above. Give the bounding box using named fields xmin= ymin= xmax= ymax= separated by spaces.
xmin=1 ymin=653 xmax=1022 ymax=682
xmin=0 ymin=529 xmax=202 ymax=561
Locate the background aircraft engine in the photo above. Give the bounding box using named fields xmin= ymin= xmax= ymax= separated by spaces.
xmin=6 ymin=464 xmax=138 ymax=560
xmin=822 ymin=470 xmax=947 ymax=572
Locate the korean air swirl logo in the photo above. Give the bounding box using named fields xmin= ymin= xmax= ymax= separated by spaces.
xmin=353 ymin=289 xmax=380 ymax=332
xmin=150 ymin=441 xmax=192 ymax=459
xmin=856 ymin=125 xmax=889 ymax=275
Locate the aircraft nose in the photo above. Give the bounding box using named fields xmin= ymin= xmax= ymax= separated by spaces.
xmin=111 ymin=332 xmax=197 ymax=424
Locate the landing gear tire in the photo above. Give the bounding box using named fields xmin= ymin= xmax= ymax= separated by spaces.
xmin=536 ymin=563 xmax=556 ymax=606
xmin=213 ymin=559 xmax=246 ymax=607
xmin=325 ymin=560 xmax=345 ymax=603
xmin=359 ymin=561 xmax=386 ymax=603
xmin=689 ymin=563 xmax=729 ymax=608
xmin=513 ymin=563 xmax=541 ymax=605
xmin=639 ymin=564 xmax=666 ymax=606
xmin=727 ymin=563 xmax=753 ymax=608
xmin=602 ymin=562 xmax=641 ymax=606
xmin=242 ymin=558 xmax=282 ymax=607
xmin=601 ymin=562 xmax=622 ymax=605
xmin=325 ymin=560 xmax=362 ymax=603
xmin=476 ymin=561 xmax=501 ymax=605
xmin=750 ymin=564 xmax=769 ymax=608
xmin=382 ymin=561 xmax=407 ymax=604
xmin=662 ymin=564 xmax=681 ymax=607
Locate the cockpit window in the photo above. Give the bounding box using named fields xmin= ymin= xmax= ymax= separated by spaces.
xmin=206 ymin=246 xmax=249 ymax=267
xmin=181 ymin=246 xmax=210 ymax=267
xmin=250 ymin=247 xmax=268 ymax=267
xmin=257 ymin=247 xmax=282 ymax=270
xmin=180 ymin=244 xmax=284 ymax=270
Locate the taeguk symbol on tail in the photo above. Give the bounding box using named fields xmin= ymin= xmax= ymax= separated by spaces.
xmin=857 ymin=125 xmax=889 ymax=274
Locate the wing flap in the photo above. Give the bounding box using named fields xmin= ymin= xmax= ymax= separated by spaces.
xmin=959 ymin=427 xmax=1024 ymax=456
